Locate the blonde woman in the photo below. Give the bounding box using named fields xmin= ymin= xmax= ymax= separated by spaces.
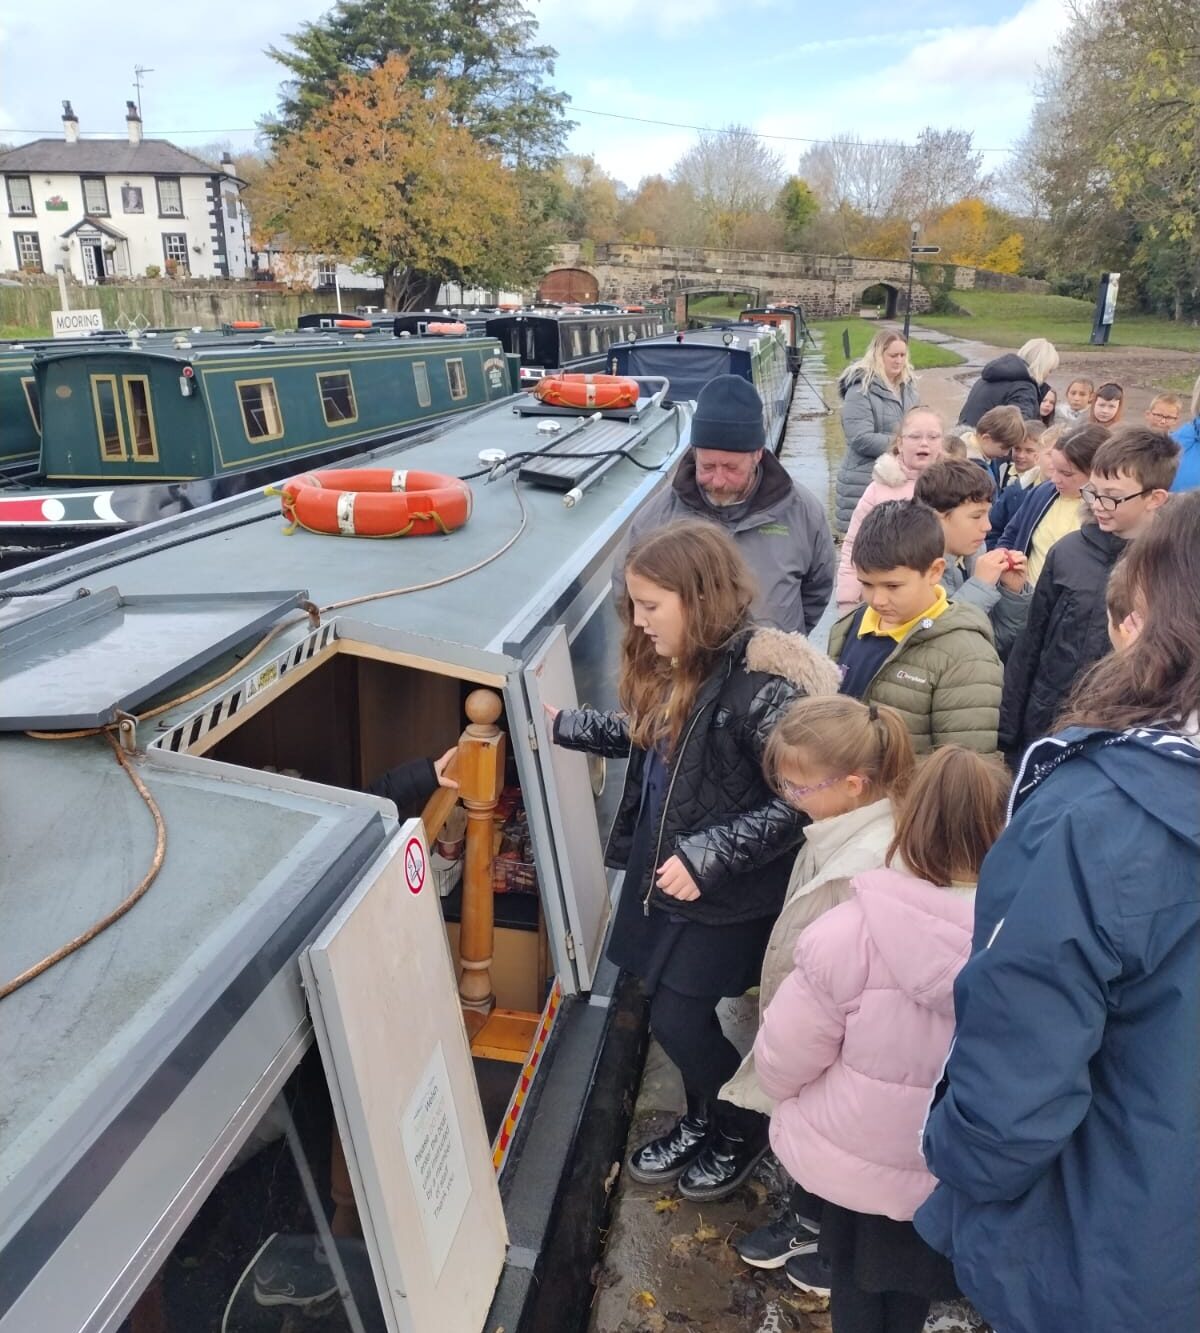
xmin=1168 ymin=371 xmax=1199 ymax=492
xmin=834 ymin=331 xmax=919 ymax=534
xmin=958 ymin=336 xmax=1060 ymax=427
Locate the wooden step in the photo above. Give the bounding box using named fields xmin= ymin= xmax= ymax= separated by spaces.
xmin=469 ymin=1007 xmax=540 ymax=1063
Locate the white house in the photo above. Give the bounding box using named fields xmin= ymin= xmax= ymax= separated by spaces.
xmin=0 ymin=101 xmax=249 ymax=283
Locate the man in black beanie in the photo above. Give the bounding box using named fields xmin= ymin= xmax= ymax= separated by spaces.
xmin=613 ymin=374 xmax=834 ymax=633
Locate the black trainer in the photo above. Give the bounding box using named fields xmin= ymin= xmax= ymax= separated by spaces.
xmin=735 ymin=1210 xmax=820 ymax=1269
xmin=626 ymin=1093 xmax=711 ymax=1185
xmin=784 ymin=1251 xmax=833 ymax=1296
xmin=677 ymin=1101 xmax=769 ymax=1201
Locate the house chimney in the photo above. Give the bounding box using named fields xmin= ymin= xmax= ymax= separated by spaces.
xmin=62 ymin=99 xmax=79 ymax=145
xmin=125 ymin=100 xmax=142 ymax=146
xmin=221 ymin=150 xmax=236 ymax=176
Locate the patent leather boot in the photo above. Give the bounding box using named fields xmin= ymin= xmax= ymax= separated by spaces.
xmin=677 ymin=1101 xmax=769 ymax=1201
xmin=626 ymin=1092 xmax=711 ymax=1185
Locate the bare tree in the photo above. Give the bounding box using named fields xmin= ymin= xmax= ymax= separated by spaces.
xmin=797 ymin=134 xmax=909 ymax=219
xmin=894 ymin=127 xmax=989 ymax=220
xmin=672 ymin=125 xmax=785 ymax=247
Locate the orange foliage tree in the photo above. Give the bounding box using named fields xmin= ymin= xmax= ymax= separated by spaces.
xmin=253 ymin=54 xmax=522 ymax=308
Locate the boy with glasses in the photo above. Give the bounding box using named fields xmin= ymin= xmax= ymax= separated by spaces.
xmin=999 ymin=428 xmax=1179 ymax=763
xmin=1144 ymin=394 xmax=1182 ymax=434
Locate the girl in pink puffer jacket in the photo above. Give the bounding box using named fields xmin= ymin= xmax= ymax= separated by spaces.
xmin=755 ymin=747 xmax=1010 ymax=1333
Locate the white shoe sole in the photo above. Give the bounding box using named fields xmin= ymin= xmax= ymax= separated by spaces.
xmin=738 ymin=1238 xmax=820 ymax=1270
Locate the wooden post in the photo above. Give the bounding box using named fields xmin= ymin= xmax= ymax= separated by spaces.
xmin=456 ymin=689 xmax=505 ymax=1037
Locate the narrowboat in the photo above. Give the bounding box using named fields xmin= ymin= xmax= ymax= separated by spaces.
xmin=485 ymin=309 xmax=668 ymax=388
xmin=608 ymin=321 xmax=794 ymax=454
xmin=0 ymin=333 xmax=515 ymax=560
xmin=392 ymin=312 xmax=494 ymax=337
xmin=0 ymin=378 xmax=688 ymax=1333
xmin=740 ymin=304 xmax=811 ymax=373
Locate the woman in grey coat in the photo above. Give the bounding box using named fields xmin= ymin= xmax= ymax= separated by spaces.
xmin=834 ymin=331 xmax=918 ymax=533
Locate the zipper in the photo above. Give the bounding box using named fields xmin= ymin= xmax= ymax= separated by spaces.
xmin=644 ymin=701 xmax=711 ymax=915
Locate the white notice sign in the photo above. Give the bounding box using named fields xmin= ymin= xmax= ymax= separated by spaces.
xmin=400 ymin=1040 xmax=471 ymax=1277
xmin=51 ymin=308 xmax=104 ymax=338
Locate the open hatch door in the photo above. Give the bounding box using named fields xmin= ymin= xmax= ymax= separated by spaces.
xmin=301 ymin=822 xmax=507 ymax=1333
xmin=522 ymin=624 xmax=612 ymax=989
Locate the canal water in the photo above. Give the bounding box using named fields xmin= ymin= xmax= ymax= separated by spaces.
xmin=587 ymin=338 xmax=991 ymax=1333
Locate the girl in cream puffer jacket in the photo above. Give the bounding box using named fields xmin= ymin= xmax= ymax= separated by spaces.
xmin=755 ymin=747 xmax=1010 ymax=1331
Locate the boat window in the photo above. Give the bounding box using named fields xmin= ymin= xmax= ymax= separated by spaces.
xmin=122 ymin=375 xmax=159 ymax=461
xmin=588 ymin=327 xmax=600 ymax=354
xmin=20 ymin=376 xmax=41 ymax=435
xmin=236 ymin=379 xmax=285 ymax=442
xmin=318 ymin=370 xmax=357 ymax=426
xmin=446 ymin=358 xmax=468 ymax=400
xmin=570 ymin=327 xmax=584 ymax=358
xmin=523 ymin=327 xmax=537 ymax=363
xmin=90 ymin=375 xmax=127 ymax=461
xmin=413 ymin=360 xmax=432 ymax=407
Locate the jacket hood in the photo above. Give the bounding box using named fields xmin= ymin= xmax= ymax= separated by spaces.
xmin=909 ymin=597 xmax=995 ymax=646
xmin=872 ymin=451 xmax=912 ymax=486
xmin=800 ymin=798 xmax=895 ymax=868
xmin=981 ymin=353 xmax=1035 ymax=385
xmin=1079 ymin=521 xmax=1126 ymax=559
xmin=1014 ymin=724 xmax=1200 ymax=848
xmin=838 ymin=367 xmax=907 ymax=401
xmin=853 ymin=867 xmax=973 ymax=1013
xmin=672 ymin=446 xmax=794 ymax=513
xmin=744 ymin=625 xmax=843 ymax=696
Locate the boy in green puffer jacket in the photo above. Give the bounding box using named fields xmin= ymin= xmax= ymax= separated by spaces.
xmin=829 ymin=500 xmax=1002 ymax=753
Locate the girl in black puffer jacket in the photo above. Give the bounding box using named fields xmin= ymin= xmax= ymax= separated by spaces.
xmin=553 ymin=518 xmax=839 ymax=1202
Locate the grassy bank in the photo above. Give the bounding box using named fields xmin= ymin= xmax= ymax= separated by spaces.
xmin=686 ymin=294 xmax=755 ymax=322
xmin=810 ymin=318 xmax=965 ymax=374
xmin=921 ymin=289 xmax=1200 ymax=352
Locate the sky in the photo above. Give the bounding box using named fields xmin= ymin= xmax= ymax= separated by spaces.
xmin=0 ymin=0 xmax=1072 ymax=187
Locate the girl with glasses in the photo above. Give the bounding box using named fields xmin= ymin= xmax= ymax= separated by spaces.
xmin=835 ymin=407 xmax=946 ymax=613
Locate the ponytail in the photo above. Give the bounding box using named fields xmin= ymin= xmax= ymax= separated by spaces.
xmin=887 ymin=747 xmax=1010 ymax=886
xmin=765 ymin=696 xmax=915 ymax=801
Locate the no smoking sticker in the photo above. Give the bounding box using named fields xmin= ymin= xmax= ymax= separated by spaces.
xmin=404 ymin=837 xmax=427 ymax=895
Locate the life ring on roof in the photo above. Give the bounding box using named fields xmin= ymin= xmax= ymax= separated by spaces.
xmin=277 ymin=468 xmax=472 ymax=538
xmin=333 ymin=318 xmax=374 ymax=329
xmin=426 ymin=321 xmax=468 ymax=335
xmin=535 ymin=373 xmax=640 ymax=410
xmin=229 ymin=320 xmax=264 ymax=329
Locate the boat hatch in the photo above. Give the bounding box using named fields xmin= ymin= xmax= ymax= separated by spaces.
xmin=0 ymin=587 xmax=308 ymax=731
xmin=517 ymin=418 xmax=645 ymax=494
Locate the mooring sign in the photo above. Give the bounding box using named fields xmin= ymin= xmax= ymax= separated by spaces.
xmin=51 ymin=308 xmax=104 ymax=338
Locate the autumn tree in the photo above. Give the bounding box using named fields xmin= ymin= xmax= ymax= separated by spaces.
xmin=253 ymin=54 xmax=524 ymax=308
xmin=775 ymin=177 xmax=819 ymax=249
xmin=266 ymin=0 xmax=571 ymax=167
xmin=618 ymin=175 xmax=705 ymax=247
xmin=673 ymin=125 xmax=785 ymax=248
xmin=556 ymin=154 xmax=624 ymax=245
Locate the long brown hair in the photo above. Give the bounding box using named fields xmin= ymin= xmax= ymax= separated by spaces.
xmin=619 ymin=518 xmax=756 ymax=752
xmin=1060 ymin=490 xmax=1200 ymax=731
xmin=764 ymin=697 xmax=915 ymax=801
xmin=888 ymin=747 xmax=1011 ymax=886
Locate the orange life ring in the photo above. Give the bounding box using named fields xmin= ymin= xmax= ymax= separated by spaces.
xmin=277 ymin=468 xmax=473 ymax=538
xmin=333 ymin=318 xmax=374 ymax=328
xmin=426 ymin=321 xmax=468 ymax=335
xmin=535 ymin=373 xmax=640 ymax=410
xmin=229 ymin=320 xmax=263 ymax=329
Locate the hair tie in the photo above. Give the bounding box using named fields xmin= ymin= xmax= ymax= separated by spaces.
xmin=868 ymin=703 xmax=879 ymax=722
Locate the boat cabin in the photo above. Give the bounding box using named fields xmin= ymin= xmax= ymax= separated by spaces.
xmin=740 ymin=305 xmax=809 ymax=372
xmin=609 ymin=322 xmax=794 ymax=454
xmin=0 ymin=384 xmax=689 ymax=1333
xmin=485 ymin=310 xmax=667 ymax=388
xmin=33 ymin=335 xmax=514 ymax=483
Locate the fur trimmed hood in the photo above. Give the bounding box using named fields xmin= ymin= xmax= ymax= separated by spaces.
xmin=745 ymin=626 xmax=842 ymax=697
xmin=871 ymin=451 xmax=912 ymax=487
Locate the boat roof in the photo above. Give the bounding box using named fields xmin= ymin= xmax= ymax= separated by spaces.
xmin=33 ymin=333 xmax=502 ymax=366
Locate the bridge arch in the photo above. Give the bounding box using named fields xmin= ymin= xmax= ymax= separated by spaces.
xmin=857 ymin=282 xmax=903 ymax=319
xmin=537 ymin=267 xmax=600 ymax=303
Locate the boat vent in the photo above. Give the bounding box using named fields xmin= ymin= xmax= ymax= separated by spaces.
xmin=0 ymin=586 xmax=308 ymax=731
xmin=518 ymin=420 xmax=644 ymax=494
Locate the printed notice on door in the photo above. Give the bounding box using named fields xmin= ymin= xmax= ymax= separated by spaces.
xmin=400 ymin=1041 xmax=471 ymax=1276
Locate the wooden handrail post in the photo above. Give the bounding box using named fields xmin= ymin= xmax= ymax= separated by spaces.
xmin=456 ymin=688 xmax=505 ymax=1037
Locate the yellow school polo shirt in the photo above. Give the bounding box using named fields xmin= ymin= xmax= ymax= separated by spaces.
xmin=1026 ymin=495 xmax=1082 ymax=587
xmin=858 ymin=585 xmax=949 ymax=642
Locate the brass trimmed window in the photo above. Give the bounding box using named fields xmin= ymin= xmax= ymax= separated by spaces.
xmin=21 ymin=376 xmax=41 ymax=434
xmin=123 ymin=375 xmax=159 ymax=461
xmin=317 ymin=370 xmax=357 ymax=426
xmin=236 ymin=378 xmax=285 ymax=442
xmin=413 ymin=360 xmax=432 ymax=408
xmin=90 ymin=375 xmax=127 ymax=460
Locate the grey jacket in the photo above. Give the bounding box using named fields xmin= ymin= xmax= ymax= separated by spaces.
xmin=835 ymin=371 xmax=919 ymax=533
xmin=612 ymin=450 xmax=835 ymax=634
xmin=942 ymin=556 xmax=1028 ymax=661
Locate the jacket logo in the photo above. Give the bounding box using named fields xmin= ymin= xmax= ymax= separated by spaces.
xmin=894 ymin=668 xmax=928 ymax=685
xmin=758 ymin=523 xmax=790 ymax=536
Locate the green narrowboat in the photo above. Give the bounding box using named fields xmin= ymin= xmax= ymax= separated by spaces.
xmin=0 ymin=334 xmax=515 ymax=560
xmin=0 ymin=347 xmax=43 ymax=475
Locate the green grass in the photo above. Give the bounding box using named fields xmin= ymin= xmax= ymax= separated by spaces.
xmin=810 ymin=318 xmax=965 ymax=374
xmin=920 ymin=289 xmax=1200 ymax=352
xmin=686 ymin=294 xmax=756 ymax=321
xmin=0 ymin=323 xmax=45 ymax=339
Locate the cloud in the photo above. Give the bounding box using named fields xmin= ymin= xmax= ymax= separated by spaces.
xmin=536 ymin=0 xmax=779 ymax=40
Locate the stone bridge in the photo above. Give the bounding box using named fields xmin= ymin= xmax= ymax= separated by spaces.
xmin=542 ymin=242 xmax=1045 ymax=320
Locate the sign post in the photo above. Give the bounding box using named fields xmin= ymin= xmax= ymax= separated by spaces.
xmin=51 ymin=308 xmax=103 ymax=338
xmin=903 ymin=240 xmax=940 ymax=341
xmin=1090 ymin=272 xmax=1120 ymax=345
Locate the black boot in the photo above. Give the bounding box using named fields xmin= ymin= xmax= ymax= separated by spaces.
xmin=627 ymin=1091 xmax=711 ymax=1185
xmin=677 ymin=1100 xmax=769 ymax=1201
